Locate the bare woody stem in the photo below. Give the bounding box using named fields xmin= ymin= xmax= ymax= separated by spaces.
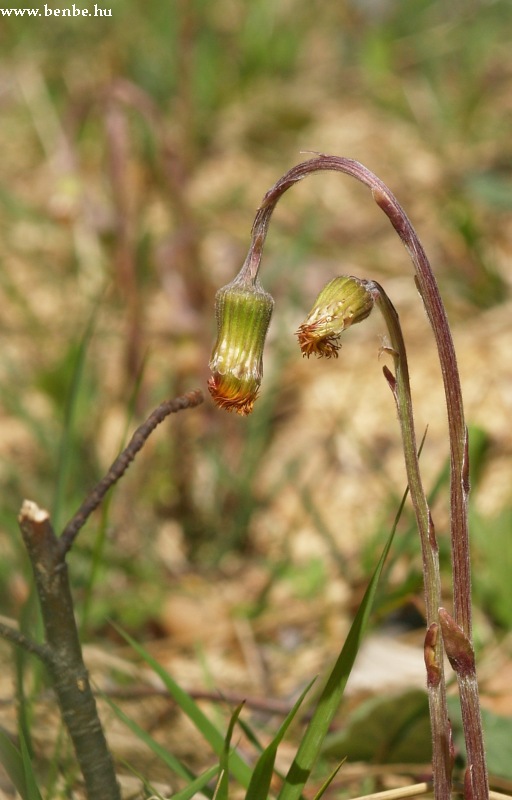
xmin=240 ymin=155 xmax=487 ymax=799
xmin=0 ymin=621 xmax=51 ymax=664
xmin=1 ymin=390 xmax=204 ymax=799
xmin=58 ymin=389 xmax=203 ymax=556
xmin=19 ymin=501 xmax=122 ymax=800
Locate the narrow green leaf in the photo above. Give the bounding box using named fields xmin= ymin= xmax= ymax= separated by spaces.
xmin=53 ymin=311 xmax=97 ymax=532
xmin=277 ymin=521 xmax=397 ymax=800
xmin=169 ymin=764 xmax=220 ymax=800
xmin=121 ymin=761 xmax=219 ymax=800
xmin=43 ymin=723 xmax=68 ymax=800
xmin=216 ymin=703 xmax=245 ymax=800
xmin=143 ymin=783 xmax=166 ymax=800
xmin=0 ymin=729 xmax=27 ymax=797
xmin=0 ymin=726 xmax=43 ymax=800
xmin=311 ymin=759 xmax=345 ymax=800
xmin=15 ymin=611 xmax=36 ymax=754
xmin=236 ymin=714 xmax=265 ymax=755
xmin=19 ymin=730 xmax=43 ymax=800
xmin=114 ymin=627 xmax=253 ymax=787
xmin=102 ymin=693 xmax=197 ymax=784
xmin=245 ymin=680 xmax=314 ymax=800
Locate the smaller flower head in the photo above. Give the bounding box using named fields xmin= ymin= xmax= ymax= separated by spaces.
xmin=296 ymin=276 xmax=374 ymax=358
xmin=208 ymin=277 xmax=274 ymax=415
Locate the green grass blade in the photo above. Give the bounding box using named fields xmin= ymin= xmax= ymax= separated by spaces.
xmin=245 ymin=680 xmax=315 ymax=800
xmin=0 ymin=727 xmax=44 ymax=800
xmin=0 ymin=729 xmax=27 ymax=798
xmin=0 ymin=728 xmax=42 ymax=800
xmin=52 ymin=321 xmax=95 ymax=533
xmin=114 ymin=627 xmax=253 ymax=787
xmin=216 ymin=703 xmax=245 ymax=800
xmin=121 ymin=763 xmax=166 ymax=800
xmin=169 ymin=764 xmax=220 ymax=800
xmin=102 ymin=693 xmax=197 ymax=783
xmin=14 ymin=642 xmax=34 ymax=758
xmin=277 ymin=521 xmax=397 ymax=800
xmin=120 ymin=758 xmax=218 ymax=800
xmin=235 ymin=714 xmax=265 ymax=754
xmin=43 ymin=724 xmax=68 ymax=800
xmin=311 ymin=759 xmax=345 ymax=800
xmin=19 ymin=732 xmax=43 ymax=800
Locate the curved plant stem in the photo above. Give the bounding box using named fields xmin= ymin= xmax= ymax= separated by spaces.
xmin=238 ymin=154 xmax=487 ymax=799
xmin=243 ymin=155 xmax=471 ymax=635
xmin=59 ymin=389 xmax=204 ymax=556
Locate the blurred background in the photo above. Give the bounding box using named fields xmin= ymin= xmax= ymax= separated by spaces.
xmin=1 ymin=0 xmax=512 ymax=796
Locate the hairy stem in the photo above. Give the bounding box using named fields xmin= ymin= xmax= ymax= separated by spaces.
xmin=365 ymin=281 xmax=451 ymax=797
xmin=241 ymin=154 xmax=487 ymax=798
xmin=243 ymin=155 xmax=470 ymax=631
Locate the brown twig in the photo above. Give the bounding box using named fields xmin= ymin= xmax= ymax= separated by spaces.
xmin=2 ymin=391 xmax=204 ymax=799
xmin=0 ymin=620 xmax=51 ymax=664
xmin=100 ymin=685 xmax=294 ymax=716
xmin=58 ymin=389 xmax=203 ymax=556
xmin=19 ymin=501 xmax=122 ymax=800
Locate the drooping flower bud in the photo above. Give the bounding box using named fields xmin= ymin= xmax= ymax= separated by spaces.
xmin=208 ymin=278 xmax=274 ymax=415
xmin=296 ymin=276 xmax=374 ymax=358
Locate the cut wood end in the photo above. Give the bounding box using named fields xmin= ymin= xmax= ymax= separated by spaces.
xmin=18 ymin=500 xmax=50 ymax=524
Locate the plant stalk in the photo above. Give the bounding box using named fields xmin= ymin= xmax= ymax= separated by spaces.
xmin=59 ymin=389 xmax=204 ymax=556
xmin=238 ymin=154 xmax=487 ymax=798
xmin=18 ymin=501 xmax=122 ymax=800
xmin=4 ymin=391 xmax=205 ymax=797
xmin=368 ymin=281 xmax=452 ymax=797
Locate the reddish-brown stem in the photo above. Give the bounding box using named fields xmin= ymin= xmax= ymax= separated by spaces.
xmin=439 ymin=608 xmax=488 ymax=800
xmin=243 ymin=155 xmax=471 ymax=638
xmin=58 ymin=389 xmax=203 ymax=556
xmin=239 ymin=154 xmax=487 ymax=799
xmin=370 ymin=283 xmax=451 ymax=797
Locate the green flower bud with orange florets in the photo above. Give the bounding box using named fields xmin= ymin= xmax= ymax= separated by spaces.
xmin=296 ymin=276 xmax=375 ymax=358
xmin=208 ymin=276 xmax=274 ymax=415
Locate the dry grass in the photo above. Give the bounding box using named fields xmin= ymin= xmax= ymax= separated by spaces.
xmin=1 ymin=1 xmax=512 ymax=796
